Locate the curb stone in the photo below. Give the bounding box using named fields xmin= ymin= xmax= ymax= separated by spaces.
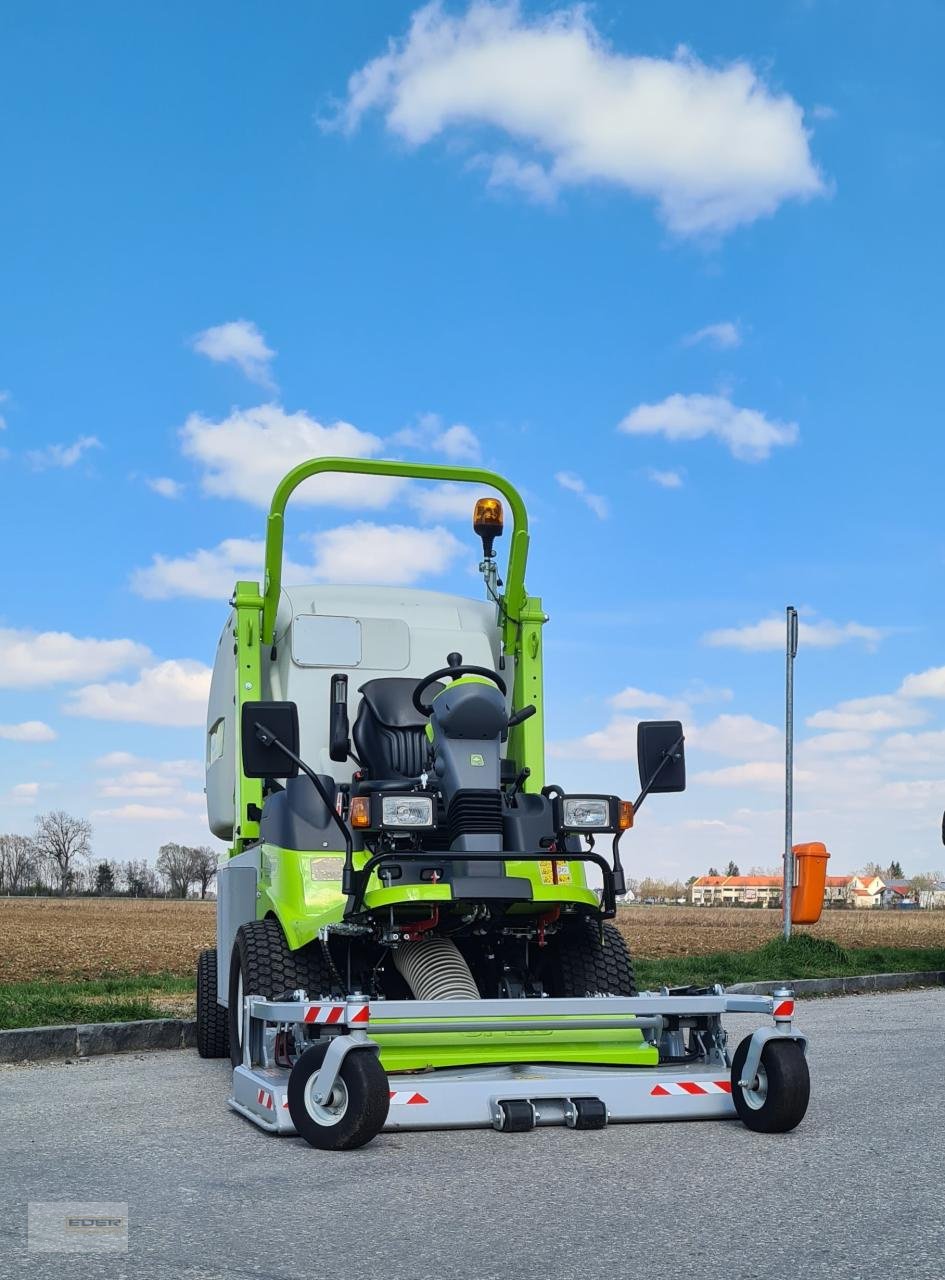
xmin=726 ymin=970 xmax=945 ymax=997
xmin=0 ymin=1018 xmax=197 ymax=1063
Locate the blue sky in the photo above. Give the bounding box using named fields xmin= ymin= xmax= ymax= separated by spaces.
xmin=1 ymin=1 xmax=944 ymax=877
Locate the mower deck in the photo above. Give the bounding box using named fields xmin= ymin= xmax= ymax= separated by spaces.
xmin=228 ymin=989 xmax=805 ymax=1137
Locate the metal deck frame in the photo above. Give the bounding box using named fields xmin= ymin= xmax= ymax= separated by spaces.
xmin=228 ymin=988 xmax=806 ymax=1136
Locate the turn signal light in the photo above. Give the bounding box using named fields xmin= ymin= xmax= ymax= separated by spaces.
xmin=618 ymin=800 xmax=634 ymax=830
xmin=349 ymin=796 xmax=371 ymax=829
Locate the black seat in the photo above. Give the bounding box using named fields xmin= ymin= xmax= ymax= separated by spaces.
xmin=352 ymin=677 xmax=444 ymax=786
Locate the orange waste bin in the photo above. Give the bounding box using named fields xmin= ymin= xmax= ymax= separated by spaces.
xmin=791 ymin=842 xmax=829 ymax=924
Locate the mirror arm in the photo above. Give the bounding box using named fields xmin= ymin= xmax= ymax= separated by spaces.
xmin=253 ymin=722 xmax=355 ymax=893
xmin=632 ymin=733 xmax=685 ymax=814
xmin=611 ymin=830 xmax=627 ymax=898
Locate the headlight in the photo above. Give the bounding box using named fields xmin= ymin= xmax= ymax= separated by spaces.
xmin=380 ymin=795 xmax=435 ymax=828
xmin=554 ymin=795 xmax=620 ymax=832
xmin=563 ymin=798 xmax=611 ymax=828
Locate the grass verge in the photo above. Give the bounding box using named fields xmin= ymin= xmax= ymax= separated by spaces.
xmin=635 ymin=934 xmax=945 ymax=990
xmin=0 ymin=974 xmax=196 ymax=1030
xmin=2 ymin=938 xmax=944 ymax=1030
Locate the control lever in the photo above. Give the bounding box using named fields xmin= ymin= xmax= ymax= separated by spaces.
xmin=507 ymin=704 xmax=537 ymax=728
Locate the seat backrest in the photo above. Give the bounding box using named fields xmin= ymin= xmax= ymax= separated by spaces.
xmin=353 ymin=677 xmax=443 ymax=779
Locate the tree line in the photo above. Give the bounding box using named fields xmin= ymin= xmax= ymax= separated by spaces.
xmin=0 ymin=810 xmax=218 ymax=899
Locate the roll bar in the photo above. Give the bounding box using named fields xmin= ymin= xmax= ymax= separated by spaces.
xmin=261 ymin=458 xmax=530 ymax=643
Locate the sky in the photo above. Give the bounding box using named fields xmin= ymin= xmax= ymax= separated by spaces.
xmin=1 ymin=1 xmax=944 ymax=879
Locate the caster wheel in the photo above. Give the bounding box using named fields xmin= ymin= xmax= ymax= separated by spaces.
xmin=731 ymin=1036 xmax=810 ymax=1134
xmin=287 ymin=1043 xmax=389 ymax=1151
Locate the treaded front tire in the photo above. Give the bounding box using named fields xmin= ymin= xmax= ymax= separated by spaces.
xmin=731 ymin=1035 xmax=810 ymax=1134
xmin=287 ymin=1042 xmax=390 ymax=1151
xmin=228 ymin=919 xmax=336 ymax=1067
xmin=196 ymin=948 xmax=229 ymax=1059
xmin=549 ymin=918 xmax=638 ymax=997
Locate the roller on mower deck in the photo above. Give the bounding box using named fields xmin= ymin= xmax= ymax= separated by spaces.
xmin=195 ymin=457 xmax=813 ymax=1150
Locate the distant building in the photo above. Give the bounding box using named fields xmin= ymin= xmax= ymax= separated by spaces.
xmin=690 ymin=873 xmax=855 ymax=908
xmin=879 ymin=879 xmax=916 ymax=908
xmin=918 ymin=882 xmax=945 ymax=909
xmin=849 ymin=874 xmax=884 ymax=908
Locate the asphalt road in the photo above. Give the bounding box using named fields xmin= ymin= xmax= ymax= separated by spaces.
xmin=1 ymin=989 xmax=944 ymax=1280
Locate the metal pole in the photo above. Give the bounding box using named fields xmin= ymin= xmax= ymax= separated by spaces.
xmin=784 ymin=606 xmax=799 ymax=940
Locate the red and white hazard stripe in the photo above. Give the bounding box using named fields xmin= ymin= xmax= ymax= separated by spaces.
xmin=388 ymin=1090 xmax=429 ymax=1105
xmin=302 ymin=1002 xmax=370 ymax=1025
xmin=256 ymin=1088 xmax=274 ymax=1110
xmin=773 ymin=998 xmax=795 ymax=1019
xmin=650 ymin=1080 xmax=732 ymax=1097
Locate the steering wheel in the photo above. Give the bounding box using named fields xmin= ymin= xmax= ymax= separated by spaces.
xmin=412 ymin=654 xmax=507 ymax=716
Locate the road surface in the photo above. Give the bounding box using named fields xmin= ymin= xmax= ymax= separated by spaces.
xmin=1 ymin=989 xmax=943 ymax=1279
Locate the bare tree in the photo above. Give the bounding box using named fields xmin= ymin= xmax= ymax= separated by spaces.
xmin=121 ymin=858 xmax=161 ymax=897
xmin=156 ymin=842 xmax=198 ymax=898
xmin=33 ymin=811 xmax=92 ymax=895
xmin=190 ymin=846 xmax=218 ymax=899
xmin=0 ymin=834 xmax=37 ymax=893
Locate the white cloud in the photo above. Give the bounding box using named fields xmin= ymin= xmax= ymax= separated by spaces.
xmin=339 ymin=2 xmax=824 ymax=236
xmin=704 ymin=614 xmax=884 ymax=652
xmin=609 ymin=687 xmax=680 ymax=713
xmin=392 ymin=413 xmax=481 ymax=462
xmin=682 ymin=321 xmax=742 ymax=349
xmin=97 ymin=756 xmax=203 ymax=799
xmin=191 ymin=319 xmax=276 ymax=388
xmin=681 ymin=817 xmax=751 ymax=836
xmin=8 ymin=781 xmax=40 ymax=802
xmin=64 ymin=659 xmax=212 ymax=727
xmin=806 ymin=694 xmax=927 ymax=733
xmin=471 ymin=151 xmax=558 ymax=203
xmin=647 ymin=468 xmax=683 ymax=489
xmin=802 ymin=730 xmax=874 ymax=754
xmin=306 ymin=522 xmax=465 ymax=585
xmin=811 ymin=104 xmax=837 ymax=122
xmin=132 ymin=538 xmax=270 ymax=601
xmin=898 ymin=665 xmax=945 ymax=699
xmin=91 ymin=803 xmax=190 ymax=822
xmin=26 ymin=436 xmax=102 ymax=470
xmin=0 ymin=721 xmax=57 ymax=742
xmin=695 ymin=761 xmax=802 ymax=789
xmin=687 ymin=714 xmax=782 ymax=761
xmin=555 ymin=470 xmax=608 ymax=519
xmin=180 ymin=404 xmax=401 ymax=509
xmin=619 ymin=392 xmax=798 ymax=462
xmin=147 ymin=476 xmax=184 ymax=500
xmin=0 ymin=627 xmax=150 ymax=689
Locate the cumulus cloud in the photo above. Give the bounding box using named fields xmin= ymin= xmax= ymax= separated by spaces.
xmin=682 ymin=321 xmax=742 ymax=350
xmin=131 ymin=538 xmax=289 ymax=601
xmin=91 ymin=803 xmax=191 ymax=822
xmin=0 ymin=627 xmax=150 ymax=689
xmin=180 ymin=404 xmax=401 ymax=509
xmin=64 ymin=659 xmax=212 ymax=727
xmin=555 ymin=470 xmax=608 ymax=519
xmin=694 ymin=761 xmax=801 ymax=788
xmin=704 ymin=614 xmax=884 ymax=651
xmin=26 ymin=436 xmax=102 ymax=470
xmin=191 ymin=319 xmax=276 ymax=388
xmin=619 ymin=393 xmax=798 ymax=461
xmin=647 ymin=468 xmax=683 ymax=489
xmin=96 ymin=755 xmax=202 ymax=799
xmin=338 ymin=1 xmax=824 ymax=235
xmin=687 ymin=714 xmax=782 ymax=761
xmin=806 ymin=694 xmax=927 ymax=733
xmin=307 ymin=522 xmax=465 ymax=585
xmin=898 ymin=665 xmax=945 ymax=699
xmin=8 ymin=781 xmax=40 ymax=802
xmin=392 ymin=413 xmax=481 ymax=462
xmin=147 ymin=477 xmax=184 ymax=500
xmin=470 ymin=151 xmax=558 ymax=202
xmin=0 ymin=721 xmax=57 ymax=742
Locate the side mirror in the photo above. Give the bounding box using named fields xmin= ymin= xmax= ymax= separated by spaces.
xmin=941 ymin=809 xmax=945 ymax=846
xmin=329 ymin=673 xmax=351 ymax=763
xmin=240 ymin=701 xmax=300 ymax=779
xmin=637 ymin=720 xmax=686 ymax=795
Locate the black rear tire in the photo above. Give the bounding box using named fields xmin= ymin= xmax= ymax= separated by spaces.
xmin=548 ymin=918 xmax=637 ymax=997
xmin=731 ymin=1035 xmax=810 ymax=1134
xmin=228 ymin=919 xmax=336 ymax=1067
xmin=287 ymin=1042 xmax=390 ymax=1151
xmin=196 ymin=948 xmax=229 ymax=1059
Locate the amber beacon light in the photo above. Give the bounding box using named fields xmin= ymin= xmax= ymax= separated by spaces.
xmin=473 ymin=497 xmax=504 ymax=559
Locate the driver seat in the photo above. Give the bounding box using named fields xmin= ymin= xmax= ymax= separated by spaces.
xmin=352 ymin=677 xmax=444 ymax=790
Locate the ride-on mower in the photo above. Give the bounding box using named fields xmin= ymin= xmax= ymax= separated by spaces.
xmin=196 ymin=457 xmax=813 ymax=1149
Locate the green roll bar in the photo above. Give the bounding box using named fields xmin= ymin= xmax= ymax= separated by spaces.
xmin=262 ymin=457 xmax=531 ymax=644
